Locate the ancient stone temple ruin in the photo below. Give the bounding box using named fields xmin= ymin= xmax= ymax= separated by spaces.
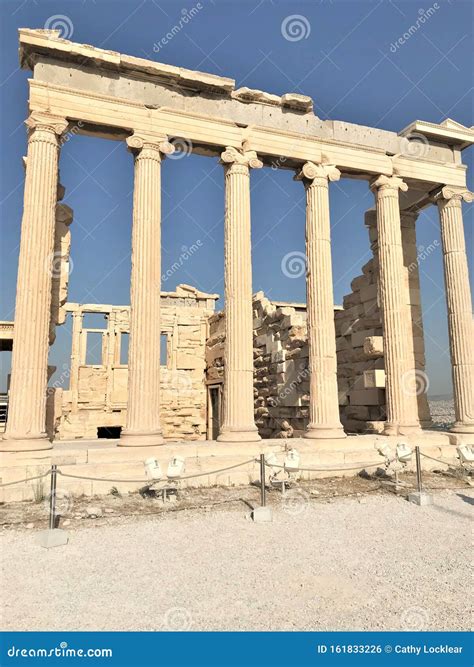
xmin=1 ymin=29 xmax=473 ymax=460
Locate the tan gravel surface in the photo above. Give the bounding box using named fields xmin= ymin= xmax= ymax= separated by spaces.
xmin=1 ymin=489 xmax=471 ymax=632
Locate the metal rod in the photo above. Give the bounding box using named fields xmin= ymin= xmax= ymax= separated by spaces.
xmin=259 ymin=454 xmax=266 ymax=507
xmin=49 ymin=464 xmax=57 ymax=530
xmin=415 ymin=446 xmax=422 ymax=493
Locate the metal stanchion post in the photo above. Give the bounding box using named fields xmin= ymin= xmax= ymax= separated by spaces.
xmin=260 ymin=454 xmax=266 ymax=507
xmin=252 ymin=454 xmax=273 ymax=523
xmin=49 ymin=464 xmax=57 ymax=530
xmin=415 ymin=446 xmax=422 ymax=493
xmin=37 ymin=464 xmax=69 ymax=549
xmin=408 ymin=446 xmax=432 ymax=506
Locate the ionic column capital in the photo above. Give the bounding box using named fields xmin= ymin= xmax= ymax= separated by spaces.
xmin=220 ymin=146 xmax=263 ymax=171
xmin=371 ymin=174 xmax=408 ymax=195
xmin=25 ymin=112 xmax=69 ymax=143
xmin=126 ymin=133 xmax=175 ymax=159
xmin=295 ymin=162 xmax=340 ymax=185
xmin=433 ymin=186 xmax=474 ymax=206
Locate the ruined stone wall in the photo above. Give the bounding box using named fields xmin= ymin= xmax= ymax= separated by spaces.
xmin=55 ymin=285 xmax=217 ymax=441
xmin=206 ymin=293 xmax=312 ymax=439
xmin=335 ymin=212 xmax=431 ymax=432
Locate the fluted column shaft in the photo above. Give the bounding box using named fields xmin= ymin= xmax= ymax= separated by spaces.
xmin=371 ymin=175 xmax=420 ymax=435
xmin=436 ymin=187 xmax=474 ymax=433
xmin=3 ymin=113 xmax=68 ymax=451
xmin=296 ymin=162 xmax=345 ymax=439
xmin=119 ymin=134 xmax=174 ymax=447
xmin=217 ymin=147 xmax=261 ymax=442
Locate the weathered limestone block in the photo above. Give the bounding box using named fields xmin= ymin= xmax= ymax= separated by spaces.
xmin=364 ymin=369 xmax=386 ymax=388
xmin=364 ymin=336 xmax=384 ymax=358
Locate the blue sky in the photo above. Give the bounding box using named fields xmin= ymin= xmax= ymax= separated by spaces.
xmin=0 ymin=0 xmax=472 ymax=395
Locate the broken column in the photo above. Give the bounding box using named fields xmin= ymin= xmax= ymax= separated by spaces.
xmin=119 ymin=133 xmax=174 ymax=447
xmin=435 ymin=187 xmax=474 ymax=433
xmin=296 ymin=162 xmax=345 ymax=440
xmin=2 ymin=112 xmax=68 ymax=451
xmin=217 ymin=147 xmax=262 ymax=442
xmin=371 ymin=175 xmax=420 ymax=435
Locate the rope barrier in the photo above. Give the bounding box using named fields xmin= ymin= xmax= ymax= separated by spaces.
xmin=0 ymin=470 xmax=51 ymax=488
xmin=263 ymin=460 xmax=385 ymax=473
xmin=56 ymin=457 xmax=258 ymax=484
xmin=420 ymin=451 xmax=456 ymax=466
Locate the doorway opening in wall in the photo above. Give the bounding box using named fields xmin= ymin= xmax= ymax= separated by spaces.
xmin=208 ymin=384 xmax=222 ymax=440
xmin=97 ymin=426 xmax=122 ymax=439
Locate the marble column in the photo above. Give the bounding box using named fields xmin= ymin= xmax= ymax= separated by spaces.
xmin=371 ymin=175 xmax=420 ymax=436
xmin=400 ymin=211 xmax=432 ymax=427
xmin=2 ymin=113 xmax=68 ymax=452
xmin=217 ymin=147 xmax=262 ymax=442
xmin=435 ymin=187 xmax=474 ymax=433
xmin=296 ymin=162 xmax=346 ymax=440
xmin=119 ymin=133 xmax=174 ymax=447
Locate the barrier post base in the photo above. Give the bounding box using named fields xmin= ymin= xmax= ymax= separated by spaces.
xmin=37 ymin=529 xmax=69 ymax=549
xmin=252 ymin=506 xmax=273 ymax=523
xmin=408 ymin=491 xmax=433 ymax=506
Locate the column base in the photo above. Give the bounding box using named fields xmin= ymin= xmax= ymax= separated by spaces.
xmin=304 ymin=425 xmax=346 ymax=440
xmin=0 ymin=435 xmax=53 ymax=452
xmin=217 ymin=428 xmax=261 ymax=443
xmin=450 ymin=422 xmax=474 ymax=434
xmin=383 ymin=422 xmax=422 ymax=436
xmin=118 ymin=430 xmax=164 ymax=447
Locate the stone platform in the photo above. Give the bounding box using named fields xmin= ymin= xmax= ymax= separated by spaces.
xmin=0 ymin=431 xmax=465 ymax=503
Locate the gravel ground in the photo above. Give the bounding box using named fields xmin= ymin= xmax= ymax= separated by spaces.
xmin=1 ymin=489 xmax=472 ymax=632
